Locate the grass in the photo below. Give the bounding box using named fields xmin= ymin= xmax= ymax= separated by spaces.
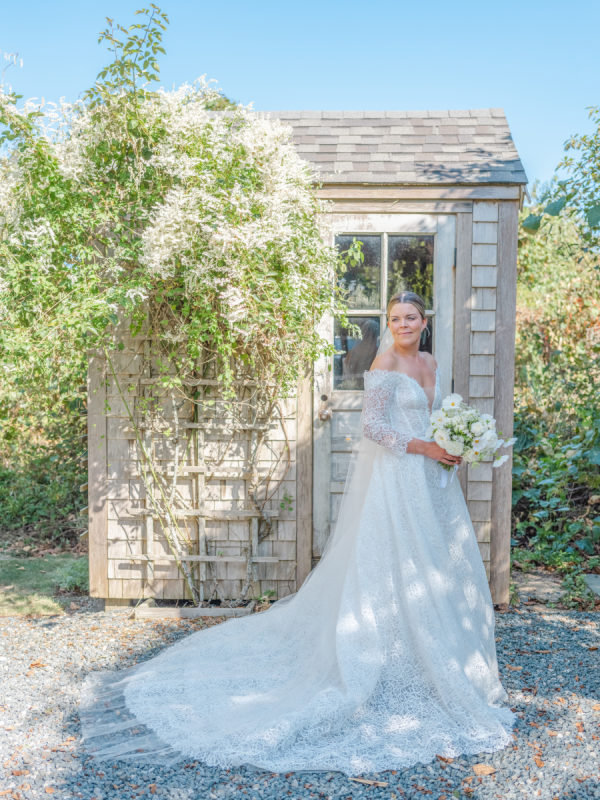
xmin=0 ymin=554 xmax=88 ymax=616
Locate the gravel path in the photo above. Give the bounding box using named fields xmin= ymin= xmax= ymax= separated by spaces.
xmin=1 ymin=601 xmax=598 ymax=800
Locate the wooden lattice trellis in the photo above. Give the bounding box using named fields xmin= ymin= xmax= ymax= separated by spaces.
xmin=89 ymin=329 xmax=302 ymax=605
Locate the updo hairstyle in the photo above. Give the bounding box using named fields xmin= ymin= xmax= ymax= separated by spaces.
xmin=386 ymin=291 xmax=426 ymax=320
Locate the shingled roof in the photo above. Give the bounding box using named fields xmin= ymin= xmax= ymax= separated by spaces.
xmin=257 ymin=109 xmax=527 ymax=186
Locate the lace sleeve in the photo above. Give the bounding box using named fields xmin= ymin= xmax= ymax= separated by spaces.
xmin=361 ymin=371 xmax=412 ymax=457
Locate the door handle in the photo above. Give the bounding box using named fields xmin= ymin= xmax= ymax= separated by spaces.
xmin=318 ymin=407 xmax=332 ymax=421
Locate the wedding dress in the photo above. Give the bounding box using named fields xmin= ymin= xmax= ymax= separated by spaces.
xmin=79 ymin=360 xmax=516 ymax=775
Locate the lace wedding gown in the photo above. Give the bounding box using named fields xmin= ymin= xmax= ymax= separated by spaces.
xmin=79 ymin=366 xmax=516 ymax=775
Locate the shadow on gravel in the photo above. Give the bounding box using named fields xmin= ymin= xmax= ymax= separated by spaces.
xmin=39 ymin=606 xmax=598 ymax=800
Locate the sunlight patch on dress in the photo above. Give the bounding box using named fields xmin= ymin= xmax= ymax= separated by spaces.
xmin=464 ymin=651 xmax=490 ymax=683
xmin=384 ymin=714 xmax=422 ymax=734
xmin=429 ymin=568 xmax=453 ymax=594
xmin=464 ymin=579 xmax=480 ymax=610
xmin=460 ymin=614 xmax=474 ymax=631
xmin=232 ymin=691 xmax=273 ymax=706
xmin=338 ymin=611 xmax=360 ymax=634
xmin=406 ymin=579 xmax=427 ymax=601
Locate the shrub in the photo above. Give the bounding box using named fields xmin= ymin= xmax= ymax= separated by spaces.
xmin=55 ymin=557 xmax=89 ymax=594
xmin=512 ymin=197 xmax=600 ymax=576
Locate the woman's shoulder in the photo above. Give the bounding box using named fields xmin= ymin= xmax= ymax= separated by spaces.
xmin=366 ymin=350 xmax=438 ymax=379
xmin=420 ymin=351 xmax=438 ymax=370
xmin=363 ymin=370 xmax=396 ymax=395
xmin=368 ymin=349 xmax=396 ymax=373
xmin=363 ymin=355 xmax=398 ymax=389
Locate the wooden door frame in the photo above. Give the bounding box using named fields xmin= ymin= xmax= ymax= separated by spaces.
xmin=310 ymin=211 xmax=457 ymax=570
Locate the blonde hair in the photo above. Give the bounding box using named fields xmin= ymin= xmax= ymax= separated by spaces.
xmin=386 ymin=291 xmax=426 ymax=319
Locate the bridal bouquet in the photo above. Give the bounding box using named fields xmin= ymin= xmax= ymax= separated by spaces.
xmin=427 ymin=393 xmax=516 ymax=477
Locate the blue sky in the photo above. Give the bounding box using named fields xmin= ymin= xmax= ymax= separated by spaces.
xmin=2 ymin=0 xmax=598 ymax=191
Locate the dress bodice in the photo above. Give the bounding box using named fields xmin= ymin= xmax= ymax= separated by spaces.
xmin=361 ymin=367 xmax=441 ymax=457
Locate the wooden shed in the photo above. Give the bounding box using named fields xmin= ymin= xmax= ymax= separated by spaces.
xmin=87 ymin=108 xmax=528 ymax=608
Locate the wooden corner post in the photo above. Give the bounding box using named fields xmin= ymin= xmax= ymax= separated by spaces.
xmin=490 ymin=201 xmax=518 ymax=605
xmin=88 ymin=352 xmax=108 ymax=598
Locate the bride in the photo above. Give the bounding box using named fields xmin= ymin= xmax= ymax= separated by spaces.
xmin=79 ymin=290 xmax=516 ymax=775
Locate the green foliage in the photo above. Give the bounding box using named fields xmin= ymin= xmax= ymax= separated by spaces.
xmin=559 ymin=571 xmax=596 ymax=610
xmin=0 ymin=4 xmax=350 ymax=586
xmin=279 ymin=489 xmax=293 ymax=513
xmin=557 ymin=105 xmax=600 ymax=245
xmin=513 ymin=195 xmax=600 ymax=593
xmin=543 ymin=197 xmax=567 ymax=217
xmin=0 ymin=370 xmax=86 ymax=540
xmin=0 ymin=427 xmax=85 ymax=536
xmin=483 ymin=120 xmax=600 ymax=607
xmin=253 ymin=588 xmax=277 ymax=605
xmin=521 ymin=213 xmax=542 ymax=232
xmin=338 ymin=237 xmax=365 ymax=268
xmin=512 ymin=414 xmax=600 ymax=565
xmin=515 ymin=207 xmax=599 ymax=424
xmin=54 ymin=556 xmax=89 ymax=593
xmin=524 ymin=106 xmax=600 ymax=247
xmin=0 ymin=6 xmax=347 ymax=394
xmin=87 ymin=5 xmax=168 ymax=102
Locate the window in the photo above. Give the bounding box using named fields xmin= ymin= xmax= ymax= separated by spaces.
xmin=334 ymin=233 xmax=435 ymax=390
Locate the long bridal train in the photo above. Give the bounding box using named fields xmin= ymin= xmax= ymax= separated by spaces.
xmin=79 ymin=368 xmax=516 ymax=775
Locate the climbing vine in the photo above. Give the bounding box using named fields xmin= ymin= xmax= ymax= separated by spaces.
xmin=0 ymin=6 xmax=351 ymax=599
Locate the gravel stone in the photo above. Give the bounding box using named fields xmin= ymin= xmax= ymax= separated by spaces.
xmin=0 ymin=603 xmax=598 ymax=799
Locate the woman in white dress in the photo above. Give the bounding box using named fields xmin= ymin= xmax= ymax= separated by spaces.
xmin=79 ymin=291 xmax=516 ymax=775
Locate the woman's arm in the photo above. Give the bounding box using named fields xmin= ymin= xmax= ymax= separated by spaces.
xmin=362 ymin=372 xmax=461 ymax=465
xmin=362 ymin=373 xmax=414 ymax=458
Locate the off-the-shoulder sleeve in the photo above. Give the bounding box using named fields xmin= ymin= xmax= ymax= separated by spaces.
xmin=361 ymin=371 xmax=413 ymax=458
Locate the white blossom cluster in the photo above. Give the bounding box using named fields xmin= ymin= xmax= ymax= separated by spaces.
xmin=0 ymin=89 xmax=85 ymax=238
xmin=428 ymin=394 xmax=517 ymax=469
xmin=136 ymin=86 xmax=334 ymax=337
xmin=0 ymin=155 xmax=23 ymax=239
xmin=0 ymin=76 xmax=340 ymax=371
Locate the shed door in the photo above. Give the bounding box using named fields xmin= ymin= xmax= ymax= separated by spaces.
xmin=312 ymin=213 xmax=456 ymax=561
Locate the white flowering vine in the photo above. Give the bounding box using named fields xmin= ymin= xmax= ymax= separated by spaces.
xmin=0 ymin=6 xmax=351 ymax=602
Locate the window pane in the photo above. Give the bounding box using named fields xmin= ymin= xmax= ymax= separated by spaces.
xmin=334 ymin=316 xmax=381 ymax=390
xmin=387 ymin=235 xmax=434 ymax=308
xmin=419 ymin=317 xmax=434 ymax=354
xmin=336 ymin=234 xmax=381 ymax=309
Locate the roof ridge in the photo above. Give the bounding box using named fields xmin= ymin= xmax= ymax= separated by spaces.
xmin=255 ymin=109 xmax=506 ymax=117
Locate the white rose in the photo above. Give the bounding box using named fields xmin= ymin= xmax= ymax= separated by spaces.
xmin=471 ymin=421 xmax=485 ymax=436
xmin=445 ymin=439 xmax=464 ymax=456
xmin=434 ymin=430 xmax=450 ymax=449
xmin=480 ymin=430 xmax=498 ymax=448
xmin=441 ymin=393 xmax=463 ymax=411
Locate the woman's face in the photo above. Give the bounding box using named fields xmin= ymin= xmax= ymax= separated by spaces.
xmin=387 ymin=302 xmax=427 ymax=348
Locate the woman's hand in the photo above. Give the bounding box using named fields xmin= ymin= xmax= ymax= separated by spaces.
xmin=406 ymin=438 xmax=463 ymax=465
xmin=421 ymin=440 xmax=462 ymax=466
